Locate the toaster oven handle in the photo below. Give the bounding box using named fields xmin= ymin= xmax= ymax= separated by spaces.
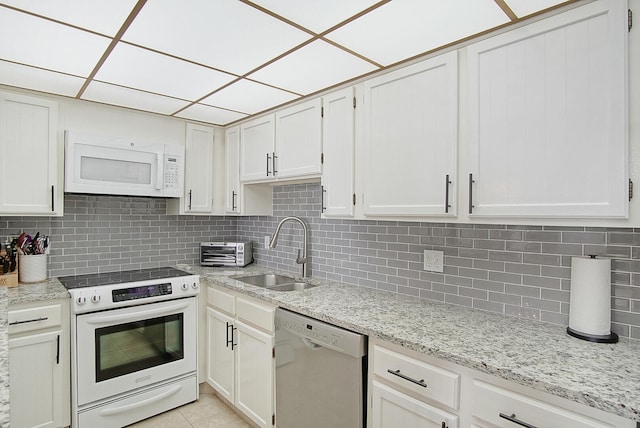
xmin=85 ymin=301 xmax=190 ymax=325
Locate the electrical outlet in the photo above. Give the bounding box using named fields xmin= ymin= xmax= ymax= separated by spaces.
xmin=424 ymin=250 xmax=444 ymax=272
xmin=264 ymin=235 xmax=271 ymax=249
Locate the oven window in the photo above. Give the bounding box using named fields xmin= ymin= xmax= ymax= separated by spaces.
xmin=95 ymin=313 xmax=184 ymax=382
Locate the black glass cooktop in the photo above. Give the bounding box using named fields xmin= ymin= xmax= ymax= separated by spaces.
xmin=58 ymin=267 xmax=192 ymax=289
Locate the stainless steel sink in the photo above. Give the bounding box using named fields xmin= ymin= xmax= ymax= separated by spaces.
xmin=234 ymin=273 xmax=317 ymax=292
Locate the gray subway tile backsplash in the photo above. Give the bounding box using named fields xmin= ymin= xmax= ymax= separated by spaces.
xmin=2 ymin=183 xmax=640 ymax=340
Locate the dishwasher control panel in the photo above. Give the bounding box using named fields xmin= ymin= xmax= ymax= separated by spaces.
xmin=275 ymin=308 xmax=366 ymax=357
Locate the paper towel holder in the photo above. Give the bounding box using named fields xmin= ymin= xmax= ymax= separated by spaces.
xmin=566 ymin=254 xmax=618 ymax=343
xmin=566 ymin=327 xmax=618 ymax=343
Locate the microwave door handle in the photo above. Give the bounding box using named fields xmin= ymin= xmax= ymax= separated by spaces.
xmin=156 ymin=153 xmax=163 ymax=190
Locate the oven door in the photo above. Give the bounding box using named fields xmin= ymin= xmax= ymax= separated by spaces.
xmin=75 ymin=297 xmax=197 ymax=406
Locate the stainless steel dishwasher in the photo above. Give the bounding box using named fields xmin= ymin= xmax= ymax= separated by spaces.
xmin=275 ymin=308 xmax=368 ymax=428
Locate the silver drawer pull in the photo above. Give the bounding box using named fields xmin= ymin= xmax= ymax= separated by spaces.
xmin=9 ymin=316 xmax=48 ymax=326
xmin=499 ymin=413 xmax=537 ymax=428
xmin=387 ymin=369 xmax=427 ymax=388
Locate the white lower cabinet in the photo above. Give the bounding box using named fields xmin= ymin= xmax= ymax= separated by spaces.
xmin=206 ymin=285 xmax=275 ymax=427
xmin=369 ymin=338 xmax=635 ymax=428
xmin=8 ymin=300 xmax=70 ymax=428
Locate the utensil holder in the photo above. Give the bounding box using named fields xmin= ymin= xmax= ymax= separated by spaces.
xmin=19 ymin=253 xmax=47 ymax=283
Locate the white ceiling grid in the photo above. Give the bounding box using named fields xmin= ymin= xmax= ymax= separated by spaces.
xmin=0 ymin=0 xmax=572 ymax=126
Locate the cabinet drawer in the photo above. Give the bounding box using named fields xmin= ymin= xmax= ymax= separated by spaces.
xmin=373 ymin=344 xmax=460 ymax=409
xmin=236 ymin=297 xmax=275 ymax=333
xmin=472 ymin=380 xmax=615 ymax=428
xmin=207 ymin=286 xmax=235 ymax=315
xmin=8 ymin=303 xmax=62 ymax=335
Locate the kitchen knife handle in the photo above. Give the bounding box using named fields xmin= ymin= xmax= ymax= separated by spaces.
xmin=499 ymin=413 xmax=537 ymax=428
xmin=444 ymin=174 xmax=451 ymax=213
xmin=266 ymin=153 xmax=271 ymax=176
xmin=468 ymin=173 xmax=475 ymax=214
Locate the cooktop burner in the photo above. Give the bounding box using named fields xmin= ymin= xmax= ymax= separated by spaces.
xmin=58 ymin=267 xmax=192 ymax=289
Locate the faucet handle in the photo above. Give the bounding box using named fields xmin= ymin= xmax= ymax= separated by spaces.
xmin=295 ymin=249 xmax=307 ymax=264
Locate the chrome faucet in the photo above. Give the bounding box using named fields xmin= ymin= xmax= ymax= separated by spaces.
xmin=269 ymin=216 xmax=308 ymax=277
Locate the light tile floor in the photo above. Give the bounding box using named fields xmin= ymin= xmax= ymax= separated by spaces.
xmin=128 ymin=384 xmax=252 ymax=428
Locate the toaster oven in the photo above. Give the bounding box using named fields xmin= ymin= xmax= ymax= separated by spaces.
xmin=200 ymin=242 xmax=253 ymax=267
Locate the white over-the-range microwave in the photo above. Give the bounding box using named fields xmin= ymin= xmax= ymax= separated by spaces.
xmin=64 ymin=130 xmax=184 ymax=198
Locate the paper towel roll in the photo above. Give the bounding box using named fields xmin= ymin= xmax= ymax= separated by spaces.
xmin=568 ymin=256 xmax=612 ymax=337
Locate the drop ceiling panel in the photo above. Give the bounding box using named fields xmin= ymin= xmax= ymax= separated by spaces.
xmin=83 ymin=81 xmax=190 ymax=115
xmin=247 ymin=0 xmax=382 ymax=33
xmin=122 ymin=0 xmax=312 ymax=75
xmin=0 ymin=0 xmax=138 ymax=36
xmin=504 ymin=0 xmax=570 ymax=18
xmin=95 ymin=43 xmax=237 ymax=101
xmin=201 ymin=79 xmax=300 ymax=115
xmin=326 ymin=0 xmax=510 ymax=66
xmin=0 ymin=61 xmax=85 ymax=96
xmin=175 ymin=103 xmax=248 ymax=126
xmin=0 ymin=8 xmax=111 ymax=76
xmin=250 ymin=40 xmax=378 ymax=95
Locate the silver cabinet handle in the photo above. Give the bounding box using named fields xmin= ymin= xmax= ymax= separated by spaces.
xmin=188 ymin=189 xmax=192 ymax=210
xmin=232 ymin=191 xmax=237 ymax=211
xmin=272 ymin=152 xmax=278 ymax=175
xmin=444 ymin=174 xmax=451 ymax=213
xmin=499 ymin=413 xmax=537 ymax=428
xmin=266 ymin=153 xmax=271 ymax=176
xmin=321 ymin=185 xmax=326 ymax=213
xmin=468 ymin=173 xmax=475 ymax=214
xmin=387 ymin=369 xmax=427 ymax=388
xmin=9 ymin=316 xmax=48 ymax=326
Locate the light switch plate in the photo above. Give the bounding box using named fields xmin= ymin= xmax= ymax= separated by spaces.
xmin=264 ymin=235 xmax=271 ymax=249
xmin=424 ymin=250 xmax=444 ymax=272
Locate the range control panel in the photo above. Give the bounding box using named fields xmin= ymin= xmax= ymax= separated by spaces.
xmin=68 ymin=275 xmax=199 ymax=314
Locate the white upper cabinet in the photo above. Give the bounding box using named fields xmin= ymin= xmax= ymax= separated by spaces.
xmin=321 ymin=87 xmax=356 ymax=217
xmin=240 ymin=114 xmax=276 ymax=182
xmin=225 ymin=126 xmax=241 ymax=214
xmin=466 ymin=0 xmax=628 ymax=218
xmin=240 ymin=98 xmax=322 ymax=184
xmin=0 ymin=91 xmax=62 ymax=215
xmin=183 ymin=123 xmax=214 ymax=213
xmin=274 ymin=97 xmax=322 ymax=179
xmin=362 ymin=51 xmax=458 ymax=216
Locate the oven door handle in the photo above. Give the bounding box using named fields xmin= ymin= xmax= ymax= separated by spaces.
xmin=98 ymin=384 xmax=183 ymax=416
xmin=85 ymin=301 xmax=190 ymax=325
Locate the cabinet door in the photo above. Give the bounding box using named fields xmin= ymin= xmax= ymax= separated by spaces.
xmin=371 ymin=381 xmax=458 ymax=428
xmin=184 ymin=123 xmax=214 ymax=213
xmin=9 ymin=330 xmax=63 ymax=428
xmin=466 ymin=0 xmax=628 ymax=218
xmin=206 ymin=307 xmax=235 ymax=403
xmin=0 ymin=91 xmax=61 ymax=215
xmin=363 ymin=52 xmax=458 ymax=216
xmin=240 ymin=114 xmax=275 ymax=182
xmin=225 ymin=126 xmax=241 ymax=214
xmin=235 ymin=320 xmax=274 ymax=428
xmin=321 ymin=87 xmax=355 ymax=217
xmin=275 ymin=98 xmax=322 ymax=180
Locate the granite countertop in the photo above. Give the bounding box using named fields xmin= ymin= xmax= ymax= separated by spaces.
xmin=1 ymin=267 xmax=639 ymax=425
xmin=188 ymin=265 xmax=640 ymax=423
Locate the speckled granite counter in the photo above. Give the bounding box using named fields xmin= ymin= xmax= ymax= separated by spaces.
xmin=0 ymin=278 xmax=68 ymax=428
xmin=188 ymin=265 xmax=640 ymax=423
xmin=1 ymin=268 xmax=639 ymax=425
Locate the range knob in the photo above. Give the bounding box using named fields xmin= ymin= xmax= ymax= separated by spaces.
xmin=192 ymin=282 xmax=199 ymax=289
xmin=181 ymin=283 xmax=189 ymax=290
xmin=91 ymin=295 xmax=101 ymax=303
xmin=76 ymin=296 xmax=86 ymax=305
